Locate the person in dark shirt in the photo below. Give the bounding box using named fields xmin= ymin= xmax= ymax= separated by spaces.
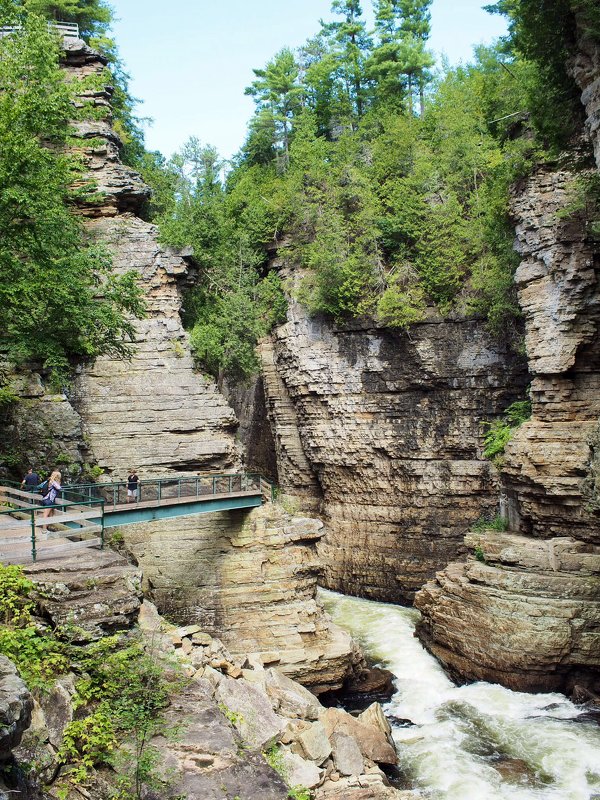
xmin=127 ymin=470 xmax=139 ymax=503
xmin=21 ymin=468 xmax=40 ymax=492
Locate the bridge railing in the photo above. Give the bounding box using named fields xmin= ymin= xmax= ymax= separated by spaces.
xmin=64 ymin=472 xmax=273 ymax=512
xmin=0 ymin=483 xmax=105 ymax=563
xmin=0 ymin=21 xmax=80 ymax=39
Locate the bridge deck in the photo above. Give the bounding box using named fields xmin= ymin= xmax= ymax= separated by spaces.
xmin=0 ymin=472 xmax=271 ymax=563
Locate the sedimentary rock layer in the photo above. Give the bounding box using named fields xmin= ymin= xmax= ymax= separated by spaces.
xmin=58 ymin=39 xmax=240 ymax=478
xmin=416 ymin=157 xmax=600 ymax=692
xmin=416 ymin=531 xmax=600 ymax=692
xmin=571 ymin=21 xmax=600 ymax=170
xmin=262 ymin=290 xmax=528 ymax=603
xmin=117 ymin=504 xmax=359 ymax=693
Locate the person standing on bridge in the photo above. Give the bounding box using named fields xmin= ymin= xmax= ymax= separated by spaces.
xmin=21 ymin=467 xmax=40 ymax=492
xmin=40 ymin=470 xmax=62 ymax=526
xmin=127 ymin=469 xmax=139 ymax=503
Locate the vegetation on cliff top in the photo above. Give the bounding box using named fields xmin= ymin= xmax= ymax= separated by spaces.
xmin=150 ymin=0 xmax=598 ymax=381
xmin=0 ymin=6 xmax=144 ymax=384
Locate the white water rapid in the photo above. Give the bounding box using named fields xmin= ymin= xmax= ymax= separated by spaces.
xmin=320 ymin=589 xmax=600 ymax=800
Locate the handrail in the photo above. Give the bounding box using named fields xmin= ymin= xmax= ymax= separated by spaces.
xmin=0 ymin=21 xmax=80 ymax=38
xmin=0 ymin=484 xmax=104 ymax=563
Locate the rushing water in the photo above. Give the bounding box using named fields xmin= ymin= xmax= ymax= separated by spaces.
xmin=320 ymin=589 xmax=600 ymax=800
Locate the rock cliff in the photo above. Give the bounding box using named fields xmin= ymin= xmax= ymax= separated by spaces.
xmin=415 ymin=156 xmax=600 ymax=693
xmin=60 ymin=39 xmax=240 ymax=479
xmin=261 ymin=267 xmax=528 ymax=603
xmin=117 ymin=504 xmax=360 ymax=694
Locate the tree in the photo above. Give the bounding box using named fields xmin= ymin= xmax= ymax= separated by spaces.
xmin=0 ymin=14 xmax=143 ymax=381
xmin=245 ymin=48 xmax=304 ymax=166
xmin=19 ymin=0 xmax=111 ymax=38
xmin=322 ymin=0 xmax=372 ymax=121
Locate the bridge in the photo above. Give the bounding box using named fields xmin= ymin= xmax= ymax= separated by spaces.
xmin=0 ymin=473 xmax=273 ymax=564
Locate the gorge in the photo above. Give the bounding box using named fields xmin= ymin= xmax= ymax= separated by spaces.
xmin=0 ymin=0 xmax=599 ymax=799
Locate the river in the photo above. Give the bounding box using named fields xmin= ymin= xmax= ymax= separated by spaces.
xmin=320 ymin=589 xmax=600 ymax=800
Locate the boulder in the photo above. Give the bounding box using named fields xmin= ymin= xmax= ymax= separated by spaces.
xmin=281 ymin=750 xmax=324 ymax=789
xmin=296 ymin=720 xmax=332 ymax=765
xmin=331 ymin=731 xmax=364 ymax=777
xmin=264 ymin=668 xmax=322 ymax=720
xmin=320 ymin=708 xmax=397 ymax=766
xmin=214 ymin=675 xmax=285 ymax=749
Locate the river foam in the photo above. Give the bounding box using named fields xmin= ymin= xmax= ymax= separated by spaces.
xmin=320 ymin=589 xmax=600 ymax=800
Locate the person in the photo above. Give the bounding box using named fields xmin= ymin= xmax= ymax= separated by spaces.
xmin=41 ymin=470 xmax=62 ymax=526
xmin=20 ymin=467 xmax=40 ymax=492
xmin=127 ymin=469 xmax=139 ymax=503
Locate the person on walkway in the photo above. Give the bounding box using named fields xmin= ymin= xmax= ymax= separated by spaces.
xmin=127 ymin=470 xmax=139 ymax=503
xmin=41 ymin=470 xmax=62 ymax=525
xmin=21 ymin=467 xmax=40 ymax=492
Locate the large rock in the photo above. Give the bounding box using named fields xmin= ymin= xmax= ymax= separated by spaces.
xmin=214 ymin=674 xmax=285 ymax=749
xmin=0 ymin=656 xmax=32 ymax=758
xmin=320 ymin=707 xmax=397 ymax=766
xmin=280 ymin=750 xmax=323 ymax=789
xmin=260 ymin=281 xmax=528 ymax=603
xmin=25 ymin=549 xmax=142 ymax=639
xmin=120 ymin=504 xmax=361 ymax=693
xmin=150 ymin=678 xmax=289 ymax=800
xmin=416 ymin=532 xmax=600 ymax=692
xmin=330 ymin=731 xmax=364 ymax=777
xmin=296 ymin=720 xmax=332 ymax=764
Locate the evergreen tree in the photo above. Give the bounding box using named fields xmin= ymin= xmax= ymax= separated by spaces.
xmin=0 ymin=15 xmax=143 ymax=380
xmin=245 ymin=48 xmax=304 ymax=166
xmin=322 ymin=0 xmax=372 ymax=121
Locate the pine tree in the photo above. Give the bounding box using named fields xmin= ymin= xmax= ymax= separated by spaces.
xmin=245 ymin=48 xmax=304 ymax=166
xmin=322 ymin=0 xmax=372 ymax=121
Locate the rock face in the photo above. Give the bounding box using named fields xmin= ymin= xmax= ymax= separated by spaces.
xmin=571 ymin=21 xmax=600 ymax=170
xmin=0 ymin=656 xmax=32 ymax=758
xmin=25 ymin=549 xmax=143 ymax=640
xmin=262 ymin=284 xmax=528 ymax=602
xmin=416 ymin=157 xmax=600 ymax=693
xmin=57 ymin=39 xmax=240 ymax=479
xmin=118 ymin=504 xmax=360 ymax=693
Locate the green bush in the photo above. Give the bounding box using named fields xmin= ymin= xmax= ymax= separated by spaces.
xmin=483 ymin=398 xmax=532 ymax=464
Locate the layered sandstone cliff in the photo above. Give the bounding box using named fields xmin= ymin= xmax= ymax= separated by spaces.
xmin=61 ymin=39 xmax=240 ymax=479
xmin=261 ymin=269 xmax=528 ymax=603
xmin=416 ymin=158 xmax=600 ymax=694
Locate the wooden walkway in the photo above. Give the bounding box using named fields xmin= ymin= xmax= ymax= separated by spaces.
xmin=0 ymin=473 xmax=272 ymax=564
xmin=0 ymin=485 xmax=103 ymax=565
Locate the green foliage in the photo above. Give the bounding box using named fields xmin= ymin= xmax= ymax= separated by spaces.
xmin=0 ymin=564 xmax=70 ymax=686
xmin=474 ymin=544 xmax=486 ymax=563
xmin=486 ymin=0 xmax=600 ymax=151
xmin=0 ymin=14 xmax=145 ymax=383
xmin=0 ymin=387 xmax=19 ymax=409
xmin=0 ymin=564 xmax=34 ymax=625
xmin=483 ymin=398 xmax=532 ymax=463
xmin=472 ymin=514 xmax=509 ymax=532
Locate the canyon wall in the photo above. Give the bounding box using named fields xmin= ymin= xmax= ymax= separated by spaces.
xmin=63 ymin=39 xmax=240 ymax=479
xmin=415 ymin=158 xmax=600 ymax=693
xmin=261 ymin=267 xmax=529 ymax=603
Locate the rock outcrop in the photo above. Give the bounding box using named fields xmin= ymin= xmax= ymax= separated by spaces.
xmin=571 ymin=19 xmax=600 ymax=170
xmin=57 ymin=38 xmax=240 ymax=479
xmin=118 ymin=504 xmax=361 ymax=693
xmin=416 ymin=157 xmax=600 ymax=693
xmin=262 ymin=278 xmax=528 ymax=602
xmin=0 ymin=656 xmax=32 ymax=757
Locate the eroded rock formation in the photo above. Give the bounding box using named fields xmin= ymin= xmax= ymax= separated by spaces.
xmin=261 ymin=278 xmax=528 ymax=603
xmin=60 ymin=38 xmax=240 ymax=479
xmin=416 ymin=157 xmax=600 ymax=693
xmin=118 ymin=504 xmax=360 ymax=693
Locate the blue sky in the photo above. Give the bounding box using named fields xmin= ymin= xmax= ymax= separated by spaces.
xmin=111 ymin=1 xmax=508 ymax=161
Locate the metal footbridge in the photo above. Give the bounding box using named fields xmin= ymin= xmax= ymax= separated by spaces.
xmin=0 ymin=473 xmax=273 ymax=564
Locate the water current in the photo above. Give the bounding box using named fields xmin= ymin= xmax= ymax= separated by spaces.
xmin=320 ymin=589 xmax=600 ymax=800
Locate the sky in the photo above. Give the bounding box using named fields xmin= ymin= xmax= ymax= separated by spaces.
xmin=111 ymin=0 xmax=508 ymax=161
